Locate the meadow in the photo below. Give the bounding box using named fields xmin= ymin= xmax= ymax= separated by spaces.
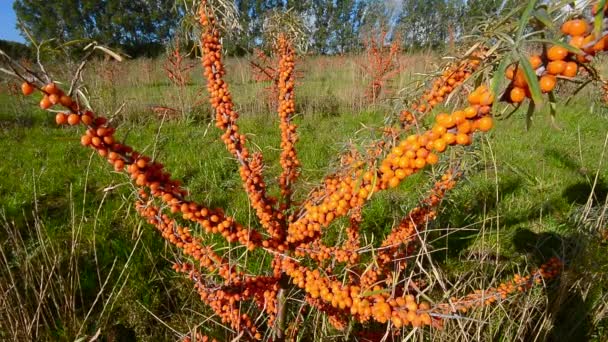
xmin=1 ymin=51 xmax=608 ymax=341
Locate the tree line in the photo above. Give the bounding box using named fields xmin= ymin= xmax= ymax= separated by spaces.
xmin=13 ymin=0 xmax=523 ymax=57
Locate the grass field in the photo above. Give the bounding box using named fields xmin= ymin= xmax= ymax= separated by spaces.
xmin=1 ymin=53 xmax=608 ymax=341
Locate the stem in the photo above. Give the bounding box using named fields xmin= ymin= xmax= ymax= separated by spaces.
xmin=274 ymin=273 xmax=290 ymax=341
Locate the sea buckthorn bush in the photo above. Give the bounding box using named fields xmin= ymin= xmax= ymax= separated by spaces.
xmin=2 ymin=0 xmax=608 ymax=341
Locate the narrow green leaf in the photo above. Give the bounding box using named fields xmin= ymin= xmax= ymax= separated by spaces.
xmin=519 ymin=53 xmax=543 ymax=106
xmin=594 ymin=0 xmax=607 ymax=37
xmin=491 ymin=54 xmax=512 ymax=105
xmin=525 ymin=101 xmax=536 ymax=130
xmin=533 ymin=8 xmax=554 ymax=30
xmin=517 ymin=0 xmax=538 ymax=41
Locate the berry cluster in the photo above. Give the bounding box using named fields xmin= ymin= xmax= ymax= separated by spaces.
xmin=399 ymin=50 xmax=485 ymax=125
xmin=276 ymin=34 xmax=300 ymax=205
xmin=507 ymin=16 xmax=608 ymax=103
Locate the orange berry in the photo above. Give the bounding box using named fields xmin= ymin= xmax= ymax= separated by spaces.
xmin=81 ymin=114 xmax=93 ymax=125
xmin=561 ymin=20 xmax=573 ymax=35
xmin=513 ymin=68 xmax=528 ymax=88
xmin=80 ymin=134 xmax=92 ymax=146
xmin=562 ymin=61 xmax=578 ymax=78
xmin=568 ymin=19 xmax=589 ymax=36
xmin=55 ymin=112 xmax=68 ymax=125
xmin=505 ymin=66 xmax=515 ymax=80
xmin=546 ymin=60 xmax=566 ymax=75
xmin=456 ymin=133 xmax=470 ymax=145
xmin=43 ymin=82 xmax=58 ymax=95
xmin=67 ymin=113 xmax=80 ymax=125
xmin=477 ymin=117 xmax=493 ymax=132
xmin=547 ymin=45 xmax=568 ymax=61
xmin=539 ymin=74 xmax=557 ymax=93
xmin=40 ymin=96 xmax=52 ymax=109
xmin=510 ymin=87 xmax=526 ymax=103
xmin=479 ymin=92 xmax=494 ymax=106
xmin=464 ymin=106 xmax=478 ymax=119
xmin=433 ymin=138 xmax=447 ymax=152
xmin=426 ymin=153 xmax=439 ymax=165
xmin=59 ymin=95 xmax=73 ymax=106
xmin=443 ymin=132 xmax=456 ymax=145
xmin=528 ymin=55 xmax=543 ymax=69
xmin=569 ymin=35 xmax=585 ymax=49
xmin=21 ymin=82 xmax=34 ymax=96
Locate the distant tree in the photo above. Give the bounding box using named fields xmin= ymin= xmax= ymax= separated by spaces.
xmin=13 ymin=0 xmax=179 ymax=57
xmin=397 ymin=0 xmax=465 ymax=50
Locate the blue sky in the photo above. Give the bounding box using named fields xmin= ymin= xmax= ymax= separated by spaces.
xmin=0 ymin=1 xmax=24 ymax=42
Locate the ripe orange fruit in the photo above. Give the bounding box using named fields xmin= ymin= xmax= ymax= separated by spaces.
xmin=568 ymin=19 xmax=589 ymax=36
xmin=81 ymin=114 xmax=93 ymax=125
xmin=562 ymin=61 xmax=578 ymax=77
xmin=67 ymin=113 xmax=80 ymax=125
xmin=505 ymin=66 xmax=515 ymax=80
xmin=561 ymin=21 xmax=573 ymax=35
xmin=43 ymin=83 xmax=58 ymax=95
xmin=547 ymin=45 xmax=568 ymax=61
xmin=426 ymin=153 xmax=439 ymax=165
xmin=477 ymin=117 xmax=493 ymax=132
xmin=80 ymin=135 xmax=92 ymax=146
xmin=457 ymin=120 xmax=472 ymax=134
xmin=513 ymin=69 xmax=528 ymax=88
xmin=546 ymin=60 xmax=566 ymax=75
xmin=49 ymin=94 xmax=60 ymax=105
xmin=455 ymin=133 xmax=470 ymax=145
xmin=510 ymin=87 xmax=526 ymax=103
xmin=529 ymin=55 xmax=543 ymax=69
xmin=443 ymin=132 xmax=456 ymax=145
xmin=55 ymin=113 xmax=68 ymax=125
xmin=569 ymin=35 xmax=585 ymax=48
xmin=40 ymin=96 xmax=52 ymax=109
xmin=464 ymin=106 xmax=478 ymax=119
xmin=539 ymin=74 xmax=557 ymax=93
xmin=59 ymin=95 xmax=73 ymax=106
xmin=467 ymin=91 xmax=482 ymax=105
xmin=479 ymin=92 xmax=494 ymax=106
xmin=433 ymin=138 xmax=447 ymax=152
xmin=21 ymin=82 xmax=34 ymax=96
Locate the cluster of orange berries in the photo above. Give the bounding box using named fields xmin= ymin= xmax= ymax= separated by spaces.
xmin=507 ymin=15 xmax=608 ymax=103
xmin=435 ymin=257 xmax=562 ymax=315
xmin=281 ymin=257 xmax=438 ymax=328
xmin=399 ymin=50 xmax=484 ymax=124
xmin=200 ymin=6 xmax=286 ymax=244
xmin=285 ymin=85 xmax=494 ymax=248
xmin=26 ymin=79 xmax=269 ymax=252
xmin=381 ymin=86 xmax=493 ymax=190
xmin=283 ymin=251 xmax=562 ymax=330
xmin=276 ymin=34 xmax=300 ymax=203
xmin=294 ymin=206 xmax=362 ymax=266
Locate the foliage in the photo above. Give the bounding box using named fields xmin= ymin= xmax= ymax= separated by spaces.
xmin=13 ymin=0 xmax=179 ymax=57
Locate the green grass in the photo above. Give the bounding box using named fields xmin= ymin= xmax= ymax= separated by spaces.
xmin=1 ymin=55 xmax=607 ymax=341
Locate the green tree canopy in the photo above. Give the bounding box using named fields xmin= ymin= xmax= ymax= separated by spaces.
xmin=13 ymin=0 xmax=179 ymax=57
